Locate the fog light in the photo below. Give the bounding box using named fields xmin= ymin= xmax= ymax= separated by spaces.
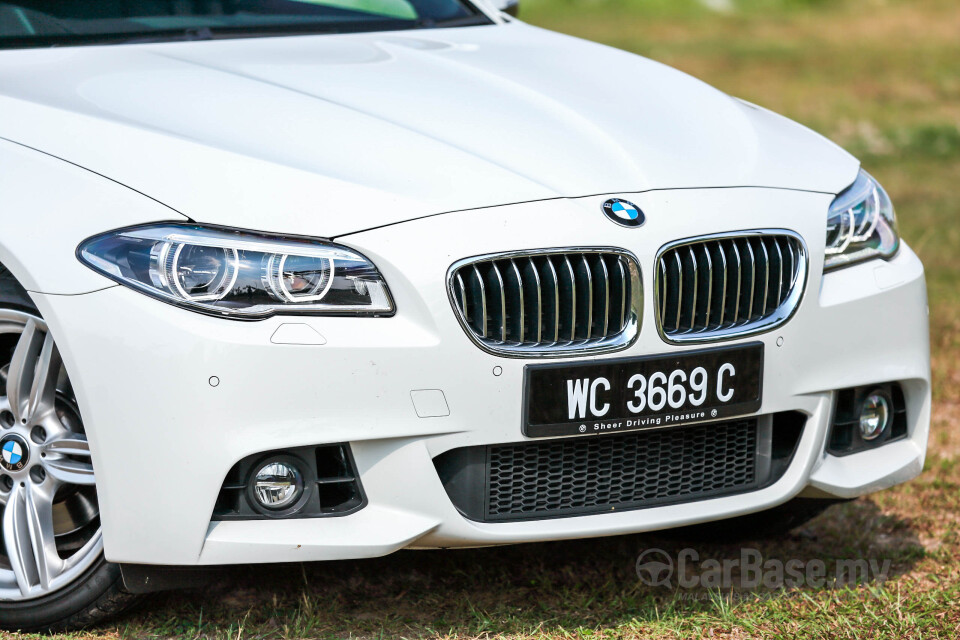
xmin=859 ymin=392 xmax=891 ymax=441
xmin=252 ymin=461 xmax=303 ymax=509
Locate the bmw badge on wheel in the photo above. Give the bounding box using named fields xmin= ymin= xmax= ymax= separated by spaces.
xmin=0 ymin=434 xmax=28 ymax=472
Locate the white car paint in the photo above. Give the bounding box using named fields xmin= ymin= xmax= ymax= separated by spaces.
xmin=0 ymin=15 xmax=928 ymax=569
xmin=0 ymin=22 xmax=857 ymax=244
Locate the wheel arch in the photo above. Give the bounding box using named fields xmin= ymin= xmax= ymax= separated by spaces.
xmin=0 ymin=260 xmax=37 ymax=313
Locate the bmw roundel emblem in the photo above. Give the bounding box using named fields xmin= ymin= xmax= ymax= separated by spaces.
xmin=601 ymin=198 xmax=645 ymax=227
xmin=0 ymin=434 xmax=28 ymax=472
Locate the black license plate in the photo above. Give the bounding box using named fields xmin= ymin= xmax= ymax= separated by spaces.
xmin=523 ymin=343 xmax=763 ymax=438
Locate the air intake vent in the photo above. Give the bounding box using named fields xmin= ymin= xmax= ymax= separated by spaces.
xmin=433 ymin=414 xmax=808 ymax=522
xmin=656 ymin=231 xmax=806 ymax=343
xmin=448 ymin=249 xmax=642 ymax=356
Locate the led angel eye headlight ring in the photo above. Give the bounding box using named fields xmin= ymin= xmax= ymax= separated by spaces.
xmin=154 ymin=241 xmax=240 ymax=302
xmin=261 ymin=254 xmax=336 ymax=303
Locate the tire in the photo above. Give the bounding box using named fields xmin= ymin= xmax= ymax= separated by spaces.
xmin=0 ymin=558 xmax=138 ymax=633
xmin=666 ymin=498 xmax=845 ymax=543
xmin=0 ymin=264 xmax=140 ymax=632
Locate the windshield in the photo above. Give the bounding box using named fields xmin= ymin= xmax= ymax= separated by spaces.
xmin=0 ymin=0 xmax=490 ymax=48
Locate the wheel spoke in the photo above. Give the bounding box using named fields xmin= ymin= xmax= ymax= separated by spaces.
xmin=44 ymin=457 xmax=96 ymax=486
xmin=42 ymin=433 xmax=90 ymax=458
xmin=6 ymin=320 xmax=59 ymax=426
xmin=6 ymin=319 xmax=39 ymax=425
xmin=28 ymin=333 xmax=61 ymax=426
xmin=2 ymin=482 xmax=63 ymax=596
xmin=43 ymin=433 xmax=95 ymax=485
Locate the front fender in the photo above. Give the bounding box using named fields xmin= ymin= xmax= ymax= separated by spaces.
xmin=0 ymin=137 xmax=187 ymax=294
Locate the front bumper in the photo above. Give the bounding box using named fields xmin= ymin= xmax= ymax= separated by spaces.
xmin=33 ymin=187 xmax=930 ymax=565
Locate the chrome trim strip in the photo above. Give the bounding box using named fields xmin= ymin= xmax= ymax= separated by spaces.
xmin=447 ymin=247 xmax=643 ymax=358
xmin=654 ymin=229 xmax=808 ymax=345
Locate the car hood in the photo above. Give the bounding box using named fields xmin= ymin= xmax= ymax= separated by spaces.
xmin=0 ymin=22 xmax=858 ymax=237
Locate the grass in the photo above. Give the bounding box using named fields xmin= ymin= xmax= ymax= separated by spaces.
xmin=8 ymin=0 xmax=960 ymax=638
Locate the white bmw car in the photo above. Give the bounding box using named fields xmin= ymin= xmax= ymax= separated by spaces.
xmin=0 ymin=0 xmax=930 ymax=632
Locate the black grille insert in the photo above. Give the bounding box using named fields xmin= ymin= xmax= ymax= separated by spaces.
xmin=449 ymin=249 xmax=641 ymax=356
xmin=435 ymin=414 xmax=805 ymax=522
xmin=656 ymin=232 xmax=806 ymax=342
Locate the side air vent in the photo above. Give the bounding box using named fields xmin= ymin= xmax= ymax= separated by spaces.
xmin=448 ymin=249 xmax=642 ymax=357
xmin=655 ymin=231 xmax=807 ymax=343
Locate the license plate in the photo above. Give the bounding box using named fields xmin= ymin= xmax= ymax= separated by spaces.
xmin=523 ymin=343 xmax=763 ymax=438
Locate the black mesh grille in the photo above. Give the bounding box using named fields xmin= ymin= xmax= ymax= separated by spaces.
xmin=656 ymin=233 xmax=805 ymax=341
xmin=486 ymin=420 xmax=757 ymax=520
xmin=450 ymin=250 xmax=640 ymax=355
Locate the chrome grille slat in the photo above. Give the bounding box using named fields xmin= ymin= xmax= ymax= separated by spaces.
xmin=489 ymin=262 xmax=507 ymax=342
xmin=454 ymin=273 xmax=468 ymax=322
xmin=686 ymin=246 xmax=698 ymax=333
xmin=658 ymin=258 xmax=667 ymax=329
xmin=742 ymin=238 xmax=756 ymax=323
xmin=449 ymin=249 xmax=641 ymax=356
xmin=729 ymin=240 xmax=742 ymax=328
xmin=506 ymin=259 xmax=524 ymax=343
xmin=673 ymin=251 xmax=683 ymax=333
xmin=787 ymin=236 xmax=799 ymax=287
xmin=656 ymin=232 xmax=806 ymax=343
xmin=471 ymin=265 xmax=487 ymax=338
xmin=701 ymin=243 xmax=713 ymax=331
xmin=577 ymin=254 xmax=593 ymax=341
xmin=596 ymin=255 xmax=610 ymax=337
xmin=617 ymin=258 xmax=630 ymax=329
xmin=543 ymin=257 xmax=560 ymax=343
xmin=757 ymin=238 xmax=770 ymax=316
xmin=716 ymin=241 xmax=728 ymax=326
xmin=562 ymin=255 xmax=577 ymax=342
xmin=524 ymin=258 xmax=542 ymax=344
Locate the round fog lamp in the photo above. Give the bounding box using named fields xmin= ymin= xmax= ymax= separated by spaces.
xmin=252 ymin=461 xmax=304 ymax=510
xmin=859 ymin=393 xmax=891 ymax=441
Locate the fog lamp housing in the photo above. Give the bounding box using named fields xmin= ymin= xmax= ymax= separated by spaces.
xmin=827 ymin=383 xmax=907 ymax=456
xmin=214 ymin=445 xmax=366 ymax=521
xmin=251 ymin=459 xmax=304 ymax=511
xmin=859 ymin=392 xmax=891 ymax=441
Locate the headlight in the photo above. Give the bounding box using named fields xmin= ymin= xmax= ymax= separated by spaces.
xmin=78 ymin=223 xmax=395 ymax=319
xmin=825 ymin=169 xmax=899 ymax=271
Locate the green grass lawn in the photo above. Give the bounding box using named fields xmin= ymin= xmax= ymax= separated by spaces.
xmin=11 ymin=1 xmax=960 ymax=638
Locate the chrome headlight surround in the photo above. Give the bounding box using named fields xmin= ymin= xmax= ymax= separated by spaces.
xmin=78 ymin=223 xmax=395 ymax=320
xmin=825 ymin=169 xmax=899 ymax=271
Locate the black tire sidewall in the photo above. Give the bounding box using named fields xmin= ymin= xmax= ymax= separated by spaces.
xmin=0 ymin=555 xmax=122 ymax=632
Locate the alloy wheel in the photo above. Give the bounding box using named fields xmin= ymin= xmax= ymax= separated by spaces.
xmin=0 ymin=310 xmax=101 ymax=601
